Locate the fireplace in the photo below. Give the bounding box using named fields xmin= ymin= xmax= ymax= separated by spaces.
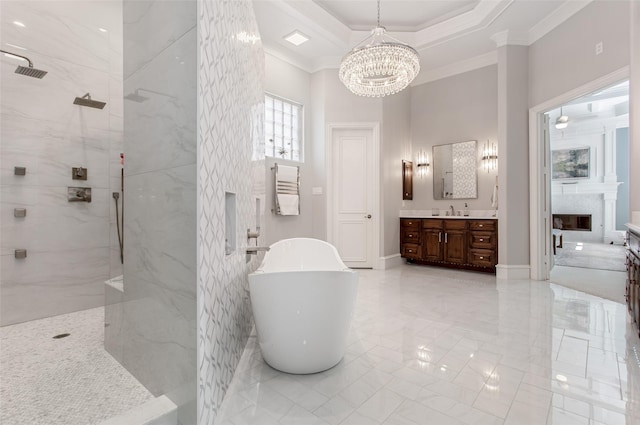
xmin=553 ymin=214 xmax=592 ymax=231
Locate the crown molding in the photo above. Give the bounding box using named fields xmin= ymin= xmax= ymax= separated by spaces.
xmin=413 ymin=0 xmax=513 ymax=49
xmin=411 ymin=51 xmax=498 ymax=87
xmin=529 ymin=0 xmax=594 ymax=44
xmin=260 ymin=0 xmax=598 ymax=82
xmin=490 ymin=30 xmax=529 ymax=48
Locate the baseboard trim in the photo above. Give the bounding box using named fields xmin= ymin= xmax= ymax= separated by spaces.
xmin=377 ymin=254 xmax=403 ymax=270
xmin=496 ymin=264 xmax=531 ymax=280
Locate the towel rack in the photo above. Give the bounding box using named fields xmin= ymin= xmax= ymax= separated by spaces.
xmin=271 ymin=163 xmax=300 ymax=215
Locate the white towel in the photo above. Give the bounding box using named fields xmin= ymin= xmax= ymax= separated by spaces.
xmin=277 ymin=194 xmax=299 ymax=215
xmin=277 ymin=164 xmax=298 ymax=183
xmin=491 ymin=184 xmax=498 ymax=209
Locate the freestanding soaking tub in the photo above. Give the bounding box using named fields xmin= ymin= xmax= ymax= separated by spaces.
xmin=248 ymin=238 xmax=358 ymax=374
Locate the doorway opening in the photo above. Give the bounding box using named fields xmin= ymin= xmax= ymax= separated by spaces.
xmin=530 ymin=72 xmax=629 ymax=302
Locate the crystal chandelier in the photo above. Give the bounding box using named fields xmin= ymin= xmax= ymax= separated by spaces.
xmin=339 ymin=0 xmax=420 ymax=97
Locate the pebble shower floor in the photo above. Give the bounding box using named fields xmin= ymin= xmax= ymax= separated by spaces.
xmin=0 ymin=306 xmax=154 ymax=425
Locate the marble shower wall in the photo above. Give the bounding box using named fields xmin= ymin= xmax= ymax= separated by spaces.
xmin=0 ymin=1 xmax=123 ymax=326
xmin=197 ymin=0 xmax=265 ymax=423
xmin=111 ymin=1 xmax=198 ymax=424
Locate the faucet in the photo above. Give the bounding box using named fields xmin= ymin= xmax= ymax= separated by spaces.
xmin=449 ymin=205 xmax=455 ymax=216
xmin=246 ymin=246 xmax=270 ymax=255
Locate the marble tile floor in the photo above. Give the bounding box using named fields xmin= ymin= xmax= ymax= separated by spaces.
xmin=216 ymin=265 xmax=640 ymax=425
xmin=0 ymin=306 xmax=154 ymax=425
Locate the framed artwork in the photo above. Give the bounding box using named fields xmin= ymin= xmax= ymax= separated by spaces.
xmin=552 ymin=147 xmax=590 ymax=179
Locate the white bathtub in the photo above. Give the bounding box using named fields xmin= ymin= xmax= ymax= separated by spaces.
xmin=248 ymin=238 xmax=358 ymax=374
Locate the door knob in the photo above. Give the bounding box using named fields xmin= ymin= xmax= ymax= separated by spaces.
xmin=365 ymin=214 xmax=372 ymax=219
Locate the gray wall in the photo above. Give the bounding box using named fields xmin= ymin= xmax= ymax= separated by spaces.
xmin=309 ymin=69 xmax=384 ymax=255
xmin=616 ymin=128 xmax=630 ymax=230
xmin=410 ymin=66 xmax=498 ymax=212
xmin=114 ymin=1 xmax=197 ymax=423
xmin=382 ymin=90 xmax=411 ymax=257
xmin=631 ymin=1 xmax=640 ymax=221
xmin=529 ymin=1 xmax=630 ymax=108
xmin=263 ymin=54 xmax=314 ymax=245
xmin=498 ymin=46 xmax=530 ymax=267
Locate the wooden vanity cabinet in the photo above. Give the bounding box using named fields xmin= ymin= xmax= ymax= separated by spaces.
xmin=400 ymin=219 xmax=421 ymax=260
xmin=443 ymin=220 xmax=466 ymax=264
xmin=421 ymin=219 xmax=443 ymax=261
xmin=468 ymin=220 xmax=497 ymax=268
xmin=400 ymin=217 xmax=498 ymax=273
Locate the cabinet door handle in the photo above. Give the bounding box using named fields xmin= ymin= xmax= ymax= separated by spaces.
xmin=445 ymin=233 xmax=448 ymax=243
xmin=408 ymin=234 xmax=413 ymax=238
xmin=479 ymin=256 xmax=484 ymax=259
xmin=438 ymin=232 xmax=442 ymax=242
xmin=479 ymin=224 xmax=483 ymax=227
xmin=479 ymin=238 xmax=484 ymax=242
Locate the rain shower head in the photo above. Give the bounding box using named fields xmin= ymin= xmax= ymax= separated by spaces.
xmin=73 ymin=93 xmax=106 ymax=109
xmin=0 ymin=49 xmax=47 ymax=79
xmin=124 ymin=90 xmax=149 ymax=103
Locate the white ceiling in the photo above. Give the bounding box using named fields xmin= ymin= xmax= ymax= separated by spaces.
xmin=253 ymin=0 xmax=594 ymax=82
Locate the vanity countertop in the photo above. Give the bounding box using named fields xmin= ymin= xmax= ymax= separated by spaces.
xmin=400 ymin=210 xmax=498 ymax=220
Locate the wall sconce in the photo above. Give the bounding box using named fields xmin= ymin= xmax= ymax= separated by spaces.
xmin=481 ymin=140 xmax=497 ymax=173
xmin=416 ymin=149 xmax=430 ymax=178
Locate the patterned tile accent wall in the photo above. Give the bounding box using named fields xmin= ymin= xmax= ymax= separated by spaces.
xmin=452 ymin=140 xmax=478 ymax=199
xmin=197 ymin=0 xmax=265 ymax=424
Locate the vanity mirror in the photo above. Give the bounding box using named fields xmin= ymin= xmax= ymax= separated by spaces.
xmin=432 ymin=140 xmax=478 ymax=200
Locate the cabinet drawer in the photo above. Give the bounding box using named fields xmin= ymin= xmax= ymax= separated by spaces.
xmin=444 ymin=219 xmax=466 ymax=230
xmin=402 ymin=244 xmax=422 ymax=259
xmin=422 ymin=219 xmax=443 ymax=230
xmin=401 ymin=218 xmax=420 ymax=229
xmin=402 ymin=229 xmax=420 ymax=243
xmin=469 ymin=232 xmax=495 ymax=249
xmin=469 ymin=249 xmax=495 ymax=267
xmin=469 ymin=220 xmax=495 ymax=231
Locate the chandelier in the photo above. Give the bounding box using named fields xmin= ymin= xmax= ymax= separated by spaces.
xmin=339 ymin=0 xmax=420 ymax=97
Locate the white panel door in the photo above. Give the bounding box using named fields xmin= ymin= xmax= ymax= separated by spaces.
xmin=332 ymin=128 xmax=374 ymax=268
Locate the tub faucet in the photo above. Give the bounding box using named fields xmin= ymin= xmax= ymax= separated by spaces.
xmin=449 ymin=205 xmax=455 ymax=216
xmin=246 ymin=246 xmax=270 ymax=255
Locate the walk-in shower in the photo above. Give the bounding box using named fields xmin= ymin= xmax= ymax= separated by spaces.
xmin=0 ymin=49 xmax=47 ymax=78
xmin=73 ymin=92 xmax=107 ymax=109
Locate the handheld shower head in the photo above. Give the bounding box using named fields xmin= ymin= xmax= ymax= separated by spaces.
xmin=0 ymin=49 xmax=47 ymax=79
xmin=73 ymin=93 xmax=106 ymax=109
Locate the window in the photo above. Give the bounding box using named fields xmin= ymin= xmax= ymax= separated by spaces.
xmin=265 ymin=94 xmax=302 ymax=161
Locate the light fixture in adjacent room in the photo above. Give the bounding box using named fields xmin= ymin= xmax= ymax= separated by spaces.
xmin=284 ymin=30 xmax=309 ymax=46
xmin=416 ymin=149 xmax=430 ymax=178
xmin=339 ymin=0 xmax=420 ymax=97
xmin=555 ymin=106 xmax=569 ymax=129
xmin=481 ymin=140 xmax=497 ymax=173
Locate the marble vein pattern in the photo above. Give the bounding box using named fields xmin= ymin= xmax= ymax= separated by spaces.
xmin=123 ymin=0 xmax=197 ymax=78
xmin=215 ymin=266 xmax=640 ymax=425
xmin=123 ymin=28 xmax=197 ymax=175
xmin=0 ymin=0 xmax=123 ymax=326
xmin=116 ymin=1 xmax=197 ymax=423
xmin=197 ymin=0 xmax=265 ymax=423
xmin=0 ymin=306 xmax=153 ymax=425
